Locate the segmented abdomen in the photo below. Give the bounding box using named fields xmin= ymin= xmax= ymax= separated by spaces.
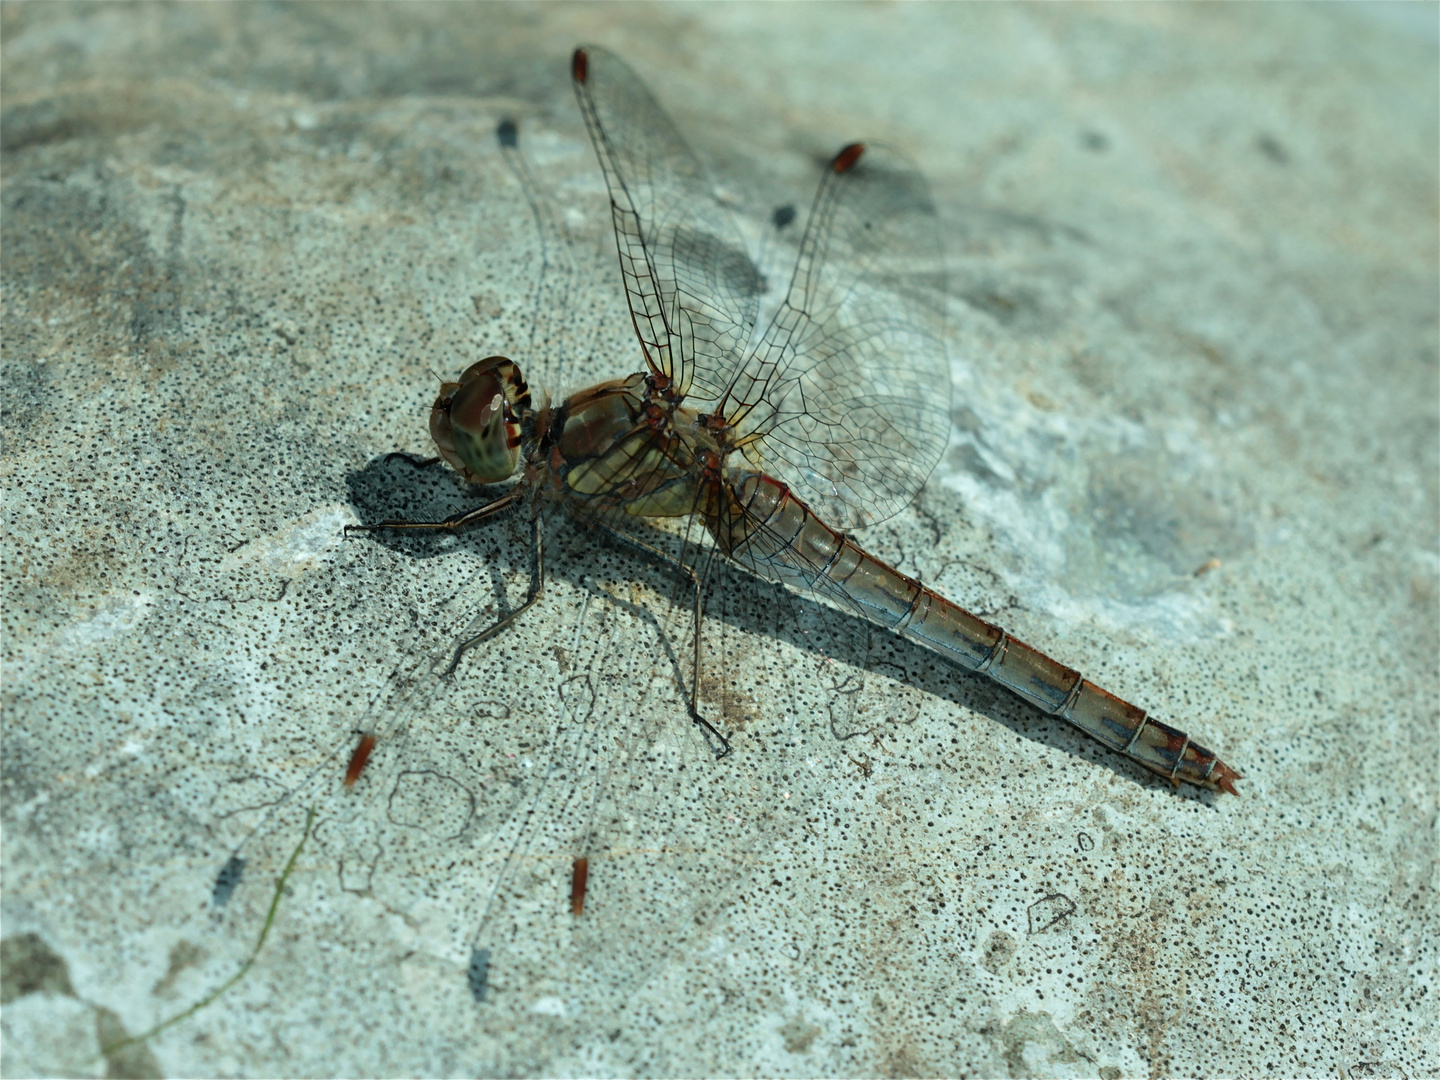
xmin=710 ymin=471 xmax=1241 ymax=795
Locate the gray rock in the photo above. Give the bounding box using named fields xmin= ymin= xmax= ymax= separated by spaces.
xmin=3 ymin=4 xmax=1435 ymax=1077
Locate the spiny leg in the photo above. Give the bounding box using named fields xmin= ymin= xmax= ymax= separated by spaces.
xmin=444 ymin=511 xmax=545 ymax=676
xmin=383 ymin=451 xmax=443 ymax=469
xmin=345 ymin=485 xmax=524 ymax=536
xmin=596 ymin=524 xmax=729 ymax=756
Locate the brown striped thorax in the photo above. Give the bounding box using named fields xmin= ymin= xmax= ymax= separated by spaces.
xmin=431 ymin=356 xmax=722 ymax=520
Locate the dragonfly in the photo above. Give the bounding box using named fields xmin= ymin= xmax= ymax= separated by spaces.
xmin=325 ymin=44 xmax=1242 ymax=1000
xmin=351 ymin=44 xmax=1241 ymax=797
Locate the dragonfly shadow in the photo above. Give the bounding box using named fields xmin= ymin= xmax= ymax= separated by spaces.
xmin=345 ymin=454 xmax=1219 ymax=802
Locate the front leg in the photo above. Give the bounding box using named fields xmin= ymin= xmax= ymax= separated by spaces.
xmin=383 ymin=451 xmax=443 ymax=469
xmin=346 ymin=484 xmax=540 ymax=669
xmin=345 ymin=485 xmax=525 ymax=535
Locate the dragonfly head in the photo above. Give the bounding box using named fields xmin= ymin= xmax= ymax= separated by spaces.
xmin=430 ymin=355 xmax=531 ymax=484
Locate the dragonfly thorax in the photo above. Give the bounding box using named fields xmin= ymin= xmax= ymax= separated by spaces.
xmin=430 ymin=355 xmax=532 ymax=484
xmin=529 ymin=372 xmax=718 ymax=519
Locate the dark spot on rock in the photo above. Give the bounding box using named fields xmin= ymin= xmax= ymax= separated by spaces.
xmin=0 ymin=933 xmax=75 ymax=1003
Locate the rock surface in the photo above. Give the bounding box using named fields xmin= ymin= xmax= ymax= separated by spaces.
xmin=3 ymin=4 xmax=1435 ymax=1077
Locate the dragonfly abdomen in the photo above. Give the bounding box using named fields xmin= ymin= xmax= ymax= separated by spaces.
xmin=718 ymin=471 xmax=1241 ymax=795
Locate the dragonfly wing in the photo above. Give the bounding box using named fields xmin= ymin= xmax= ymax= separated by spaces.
xmin=571 ymin=46 xmax=760 ymax=398
xmin=728 ymin=143 xmax=950 ymax=530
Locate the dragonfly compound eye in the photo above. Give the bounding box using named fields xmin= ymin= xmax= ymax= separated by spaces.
xmin=430 ymin=357 xmax=524 ymax=484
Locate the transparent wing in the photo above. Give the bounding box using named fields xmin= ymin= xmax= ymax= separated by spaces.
xmin=727 ymin=143 xmax=950 ymax=529
xmin=571 ymin=46 xmax=761 ymax=398
xmin=573 ymin=46 xmax=949 ymax=530
xmin=492 ymin=117 xmax=634 ymax=400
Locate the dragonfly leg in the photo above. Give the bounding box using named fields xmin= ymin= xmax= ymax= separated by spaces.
xmin=345 ymin=485 xmax=524 ymax=536
xmin=594 ymin=525 xmax=730 ymax=756
xmin=444 ymin=512 xmax=545 ymax=676
xmin=383 ymin=450 xmax=443 ymax=469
